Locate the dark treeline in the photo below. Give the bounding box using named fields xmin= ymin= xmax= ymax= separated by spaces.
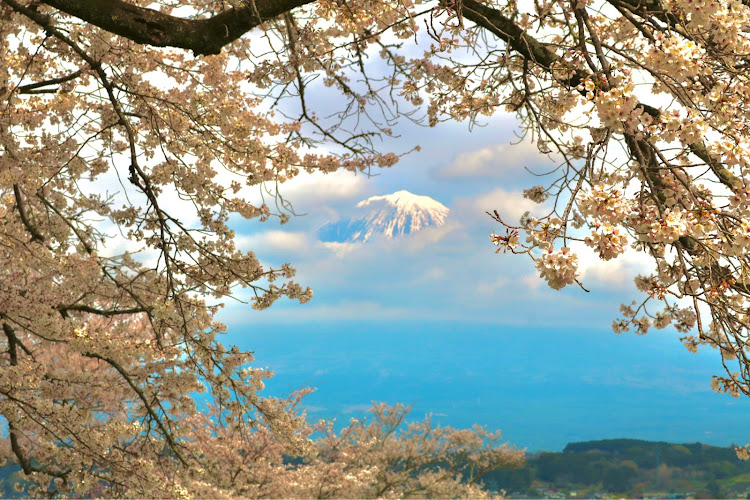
xmin=480 ymin=439 xmax=750 ymax=498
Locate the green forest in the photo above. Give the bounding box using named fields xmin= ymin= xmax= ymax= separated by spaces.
xmin=481 ymin=439 xmax=750 ymax=499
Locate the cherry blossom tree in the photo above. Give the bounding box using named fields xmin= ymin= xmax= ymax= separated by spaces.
xmin=210 ymin=403 xmax=524 ymax=499
xmin=6 ymin=0 xmax=750 ymax=492
xmin=0 ymin=0 xmax=532 ymax=494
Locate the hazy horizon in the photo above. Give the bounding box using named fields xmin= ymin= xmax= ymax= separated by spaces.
xmin=222 ymin=318 xmax=750 ymax=453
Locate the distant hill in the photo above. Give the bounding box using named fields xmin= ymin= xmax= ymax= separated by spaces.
xmin=480 ymin=439 xmax=750 ymax=499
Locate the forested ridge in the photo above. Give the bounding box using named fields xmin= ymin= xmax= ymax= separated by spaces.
xmin=482 ymin=439 xmax=750 ymax=498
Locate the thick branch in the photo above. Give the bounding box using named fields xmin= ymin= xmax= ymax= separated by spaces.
xmin=57 ymin=304 xmax=150 ymax=317
xmin=17 ymin=69 xmax=84 ymax=93
xmin=690 ymin=143 xmax=744 ymax=191
xmin=12 ymin=185 xmax=44 ymax=243
xmin=462 ymin=1 xmax=556 ymax=70
xmin=37 ymin=0 xmax=316 ymax=55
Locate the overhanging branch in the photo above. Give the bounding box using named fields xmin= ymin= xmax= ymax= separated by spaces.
xmin=462 ymin=0 xmax=558 ymax=71
xmin=36 ymin=0 xmax=317 ymax=55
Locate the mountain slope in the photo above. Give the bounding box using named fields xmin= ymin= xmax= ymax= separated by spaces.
xmin=318 ymin=190 xmax=450 ymax=243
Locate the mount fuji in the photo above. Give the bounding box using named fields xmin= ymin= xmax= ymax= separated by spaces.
xmin=318 ymin=190 xmax=450 ymax=243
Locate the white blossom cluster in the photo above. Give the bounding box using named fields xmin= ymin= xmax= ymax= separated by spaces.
xmin=535 ymin=247 xmax=579 ymax=290
xmin=585 ymin=224 xmax=628 ymax=261
xmin=523 ymin=185 xmax=549 ymax=203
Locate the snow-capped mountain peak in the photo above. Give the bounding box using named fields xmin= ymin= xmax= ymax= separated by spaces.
xmin=318 ymin=190 xmax=449 ymax=243
xmin=356 ymin=190 xmax=448 ymax=212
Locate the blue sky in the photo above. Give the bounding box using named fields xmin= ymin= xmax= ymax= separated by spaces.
xmin=215 ymin=110 xmax=750 ymax=452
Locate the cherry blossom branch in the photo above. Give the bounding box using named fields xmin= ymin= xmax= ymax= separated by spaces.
xmin=58 ymin=304 xmax=151 ymax=317
xmin=2 ymin=323 xmax=70 ymax=486
xmin=12 ymin=185 xmax=44 ymax=243
xmin=16 ymin=69 xmax=84 ymax=94
xmin=82 ymin=351 xmax=189 ymax=466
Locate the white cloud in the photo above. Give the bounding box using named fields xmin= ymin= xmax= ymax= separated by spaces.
xmin=436 ymin=139 xmax=558 ymax=180
xmin=317 ymin=240 xmax=361 ymax=257
xmin=259 ymin=170 xmax=372 ymax=211
xmin=236 ymin=230 xmax=312 ymax=254
xmin=401 ymin=221 xmax=462 ymax=253
xmin=476 ymin=188 xmax=540 ymax=222
xmin=575 ymin=245 xmax=653 ymax=289
xmin=453 ymin=188 xmax=543 ymax=225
